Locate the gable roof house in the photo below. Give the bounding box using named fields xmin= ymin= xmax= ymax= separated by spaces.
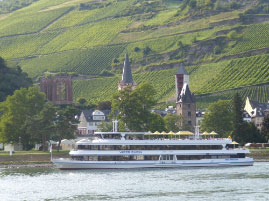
xmin=77 ymin=110 xmax=110 ymax=136
xmin=244 ymin=97 xmax=269 ymax=130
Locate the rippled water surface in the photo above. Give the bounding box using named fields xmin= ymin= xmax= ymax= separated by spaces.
xmin=0 ymin=163 xmax=269 ymax=201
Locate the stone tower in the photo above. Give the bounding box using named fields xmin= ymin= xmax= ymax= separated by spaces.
xmin=40 ymin=76 xmax=73 ymax=105
xmin=175 ymin=63 xmax=189 ymax=101
xmin=118 ymin=52 xmax=136 ymax=91
xmin=176 ymin=64 xmax=196 ymax=129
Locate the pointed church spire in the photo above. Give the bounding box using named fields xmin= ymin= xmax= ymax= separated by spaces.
xmin=118 ymin=52 xmax=136 ymax=91
xmin=121 ymin=52 xmax=133 ymax=84
xmin=176 ymin=63 xmax=188 ymax=75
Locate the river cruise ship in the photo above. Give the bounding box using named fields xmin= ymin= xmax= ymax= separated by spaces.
xmin=53 ymin=131 xmax=253 ymax=169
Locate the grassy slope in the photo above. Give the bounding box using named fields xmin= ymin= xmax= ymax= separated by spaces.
xmin=0 ymin=0 xmax=269 ymax=108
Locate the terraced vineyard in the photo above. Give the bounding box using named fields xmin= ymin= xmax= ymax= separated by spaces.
xmin=0 ymin=7 xmax=70 ymax=37
xmin=0 ymin=0 xmax=269 ymax=107
xmin=197 ymin=54 xmax=269 ymax=93
xmin=226 ymin=23 xmax=269 ymax=55
xmin=196 ymin=84 xmax=269 ymax=109
xmin=18 ymin=45 xmax=125 ymax=78
xmin=73 ymin=68 xmax=178 ymax=103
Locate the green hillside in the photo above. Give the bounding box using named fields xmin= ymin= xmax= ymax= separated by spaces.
xmin=1 ymin=0 xmax=269 ymax=108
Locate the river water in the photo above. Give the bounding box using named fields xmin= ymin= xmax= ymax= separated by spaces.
xmin=0 ymin=163 xmax=268 ymax=201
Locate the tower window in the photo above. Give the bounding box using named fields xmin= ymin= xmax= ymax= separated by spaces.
xmin=188 ymin=121 xmax=192 ymax=125
xmin=188 ymin=104 xmax=191 ymax=108
xmin=188 ymin=112 xmax=191 ymax=117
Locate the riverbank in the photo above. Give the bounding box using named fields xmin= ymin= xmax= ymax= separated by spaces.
xmin=248 ymin=148 xmax=269 ymax=162
xmin=0 ymin=150 xmax=68 ymax=169
xmin=0 ymin=148 xmax=268 ymax=169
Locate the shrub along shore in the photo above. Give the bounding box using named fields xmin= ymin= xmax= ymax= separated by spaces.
xmin=0 ymin=149 xmax=268 ymax=169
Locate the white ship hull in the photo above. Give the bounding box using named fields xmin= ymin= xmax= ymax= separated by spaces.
xmin=53 ymin=158 xmax=254 ymax=170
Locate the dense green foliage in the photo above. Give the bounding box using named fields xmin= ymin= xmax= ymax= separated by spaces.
xmin=0 ymin=87 xmax=46 ymax=149
xmin=164 ymin=113 xmax=182 ymax=132
xmin=231 ymin=93 xmax=244 ymax=143
xmin=0 ymin=87 xmax=79 ymax=150
xmin=112 ymin=83 xmax=166 ymax=131
xmin=200 ymin=100 xmax=232 ymax=137
xmin=0 ymin=57 xmax=32 ymax=102
xmin=261 ymin=116 xmax=269 ymax=142
xmin=200 ymin=95 xmax=265 ymax=143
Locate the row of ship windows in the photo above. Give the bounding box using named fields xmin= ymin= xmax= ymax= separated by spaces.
xmin=77 ymin=145 xmax=223 ymax=150
xmin=71 ymin=154 xmax=245 ymax=161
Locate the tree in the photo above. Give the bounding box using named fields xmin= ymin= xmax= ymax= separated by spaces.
xmin=134 ymin=47 xmax=140 ymax=52
xmin=143 ymin=46 xmax=151 ymax=56
xmin=261 ymin=115 xmax=269 ymax=142
xmin=98 ymin=120 xmax=113 ymax=132
xmin=53 ymin=105 xmax=79 ymax=151
xmin=214 ymin=0 xmax=222 ymax=10
xmin=112 ymin=83 xmax=157 ymax=131
xmin=230 ymin=2 xmax=240 ymax=9
xmin=164 ymin=113 xmax=182 ymax=132
xmin=0 ymin=57 xmax=32 ymax=102
xmin=77 ymin=98 xmax=87 ymax=105
xmin=76 ymin=98 xmax=96 ymax=110
xmin=177 ymin=41 xmax=184 ymax=49
xmin=25 ymin=103 xmax=58 ymax=151
xmin=0 ymin=87 xmax=46 ymax=149
xmin=97 ymin=101 xmax=112 ymax=110
xmin=189 ymin=0 xmax=197 ymax=8
xmin=241 ymin=122 xmax=265 ymax=144
xmin=231 ymin=92 xmax=244 ymax=144
xmin=201 ymin=100 xmax=232 ymax=137
xmin=227 ymin=30 xmax=241 ymax=40
xmin=149 ymin=113 xmax=166 ymax=132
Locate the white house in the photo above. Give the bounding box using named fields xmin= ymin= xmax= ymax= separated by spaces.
xmin=244 ymin=97 xmax=269 ymax=130
xmin=77 ymin=110 xmax=110 ymax=136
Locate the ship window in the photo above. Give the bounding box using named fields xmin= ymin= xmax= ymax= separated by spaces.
xmin=217 ymin=155 xmax=229 ymax=159
xmin=160 ymin=155 xmax=173 ymax=160
xmin=237 ymin=153 xmax=245 ymax=158
xmin=79 ymin=145 xmax=223 ymax=151
xmin=98 ymin=156 xmax=114 ymax=161
xmin=116 ymin=155 xmax=130 ymax=161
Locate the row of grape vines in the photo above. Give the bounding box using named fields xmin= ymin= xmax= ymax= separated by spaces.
xmin=18 ymin=45 xmax=125 ymax=78
xmin=0 ymin=7 xmax=70 ymax=37
xmin=196 ymin=84 xmax=269 ymax=109
xmin=227 ymin=23 xmax=269 ymax=55
xmin=197 ymin=54 xmax=269 ymax=93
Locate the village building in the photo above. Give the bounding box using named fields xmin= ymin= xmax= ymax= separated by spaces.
xmin=244 ymin=97 xmax=269 ymax=130
xmin=175 ymin=63 xmax=196 ymax=129
xmin=243 ymin=110 xmax=252 ymax=123
xmin=77 ymin=110 xmax=110 ymax=136
xmin=118 ymin=52 xmax=136 ymax=91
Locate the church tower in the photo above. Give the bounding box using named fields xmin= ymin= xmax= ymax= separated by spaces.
xmin=176 ymin=64 xmax=196 ymax=129
xmin=118 ymin=52 xmax=136 ymax=91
